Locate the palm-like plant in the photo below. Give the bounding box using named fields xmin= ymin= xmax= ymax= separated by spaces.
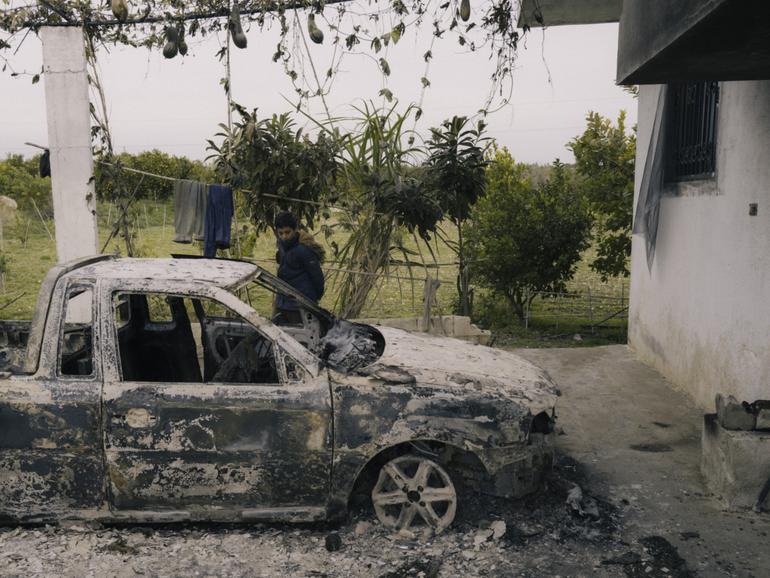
xmin=329 ymin=103 xmax=443 ymax=318
xmin=425 ymin=116 xmax=490 ymax=316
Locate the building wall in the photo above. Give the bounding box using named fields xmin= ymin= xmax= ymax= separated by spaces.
xmin=629 ymin=81 xmax=770 ymax=410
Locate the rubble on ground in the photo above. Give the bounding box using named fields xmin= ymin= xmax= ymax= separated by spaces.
xmin=0 ymin=454 xmax=668 ymax=577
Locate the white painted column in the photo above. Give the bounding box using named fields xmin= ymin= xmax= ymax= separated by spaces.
xmin=41 ymin=26 xmax=98 ymax=264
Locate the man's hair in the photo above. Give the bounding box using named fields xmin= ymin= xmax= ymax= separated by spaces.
xmin=274 ymin=211 xmax=298 ymax=230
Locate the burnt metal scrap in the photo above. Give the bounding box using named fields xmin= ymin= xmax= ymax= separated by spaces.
xmin=0 ymin=255 xmax=558 ymax=530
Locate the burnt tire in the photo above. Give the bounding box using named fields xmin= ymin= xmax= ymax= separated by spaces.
xmin=371 ymin=454 xmax=458 ymax=535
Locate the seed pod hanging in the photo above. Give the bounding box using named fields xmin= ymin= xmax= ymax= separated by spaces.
xmin=163 ymin=26 xmax=179 ymax=59
xmin=229 ymin=4 xmax=248 ymax=49
xmin=460 ymin=0 xmax=471 ymax=22
xmin=307 ymin=13 xmax=324 ymax=44
xmin=111 ymin=0 xmax=129 ymax=22
xmin=177 ymin=23 xmax=188 ymax=56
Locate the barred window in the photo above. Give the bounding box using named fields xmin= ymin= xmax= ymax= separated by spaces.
xmin=665 ymin=81 xmax=720 ymax=182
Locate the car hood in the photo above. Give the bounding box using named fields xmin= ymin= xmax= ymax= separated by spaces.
xmin=362 ymin=326 xmax=559 ymax=415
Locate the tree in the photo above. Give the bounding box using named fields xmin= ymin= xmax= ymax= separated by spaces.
xmin=569 ymin=111 xmax=636 ymax=280
xmin=425 ymin=116 xmax=489 ymax=316
xmin=208 ymin=107 xmax=338 ymax=235
xmin=94 ymin=150 xmax=216 ymax=202
xmin=0 ymin=154 xmax=52 ymax=216
xmin=329 ymin=103 xmax=442 ymax=318
xmin=466 ymin=149 xmax=592 ymax=320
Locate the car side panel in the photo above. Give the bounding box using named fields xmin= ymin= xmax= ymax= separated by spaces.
xmin=329 ymin=372 xmax=531 ymax=513
xmin=0 ymin=379 xmax=105 ymax=522
xmin=103 ymin=380 xmax=332 ymax=512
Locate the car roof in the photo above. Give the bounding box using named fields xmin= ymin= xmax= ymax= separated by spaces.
xmin=65 ymin=257 xmax=259 ymax=290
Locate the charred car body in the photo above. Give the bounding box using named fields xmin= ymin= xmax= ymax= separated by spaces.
xmin=0 ymin=255 xmax=558 ymax=534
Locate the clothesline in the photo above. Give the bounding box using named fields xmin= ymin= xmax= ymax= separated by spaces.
xmin=96 ymin=161 xmax=466 ymax=271
xmin=97 ymin=161 xmax=386 ymax=215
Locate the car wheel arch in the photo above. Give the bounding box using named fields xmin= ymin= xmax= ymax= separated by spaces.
xmin=343 ymin=438 xmax=489 ymax=514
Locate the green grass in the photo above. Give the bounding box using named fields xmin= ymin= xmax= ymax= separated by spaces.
xmin=0 ymin=200 xmax=629 ymax=349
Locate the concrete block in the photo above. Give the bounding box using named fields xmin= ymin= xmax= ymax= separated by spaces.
xmin=716 ymin=393 xmax=756 ymax=431
xmin=701 ymin=414 xmax=770 ymax=509
xmin=452 ymin=316 xmax=475 ymax=336
xmin=756 ymin=409 xmax=770 ymax=431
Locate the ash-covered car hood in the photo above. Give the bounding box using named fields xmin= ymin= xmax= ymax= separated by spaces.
xmin=361 ymin=327 xmax=559 ymax=415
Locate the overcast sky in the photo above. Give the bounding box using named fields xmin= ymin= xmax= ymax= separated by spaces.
xmin=1 ymin=13 xmax=636 ymax=165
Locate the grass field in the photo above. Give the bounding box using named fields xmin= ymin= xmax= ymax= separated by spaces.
xmin=0 ymin=199 xmax=629 ymax=347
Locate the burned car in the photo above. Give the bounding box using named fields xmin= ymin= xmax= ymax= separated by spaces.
xmin=0 ymin=255 xmax=558 ymax=534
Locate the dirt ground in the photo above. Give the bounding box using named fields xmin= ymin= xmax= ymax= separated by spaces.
xmin=1 ymin=345 xmax=768 ymax=577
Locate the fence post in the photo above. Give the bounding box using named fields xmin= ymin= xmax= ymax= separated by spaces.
xmin=524 ymin=289 xmax=529 ymax=330
xmin=588 ymin=287 xmax=594 ymax=334
xmin=422 ymin=276 xmax=441 ymax=333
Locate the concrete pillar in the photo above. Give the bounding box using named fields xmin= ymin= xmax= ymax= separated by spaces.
xmin=40 ymin=26 xmax=98 ymax=264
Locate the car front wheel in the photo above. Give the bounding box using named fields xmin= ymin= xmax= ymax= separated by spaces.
xmin=371 ymin=454 xmax=457 ymax=535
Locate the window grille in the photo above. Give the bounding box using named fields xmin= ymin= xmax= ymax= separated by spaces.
xmin=666 ymin=81 xmax=719 ymax=182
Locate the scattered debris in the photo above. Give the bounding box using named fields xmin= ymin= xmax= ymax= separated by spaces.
xmin=601 ymin=551 xmax=642 ymax=565
xmin=473 ymin=529 xmax=493 ymax=547
xmin=652 ymin=422 xmax=671 ymax=428
xmin=103 ymin=536 xmax=138 ymax=555
xmin=379 ymin=559 xmax=441 ymax=578
xmin=566 ymin=485 xmax=600 ymax=519
xmin=489 ymin=520 xmax=506 ymax=540
xmin=354 ymin=521 xmax=372 ymax=536
xmin=325 ymin=532 xmax=342 ymax=552
xmin=716 ymin=393 xmax=756 ymax=431
xmin=679 ymin=531 xmax=700 ymax=541
xmin=623 ymin=535 xmax=694 ymax=578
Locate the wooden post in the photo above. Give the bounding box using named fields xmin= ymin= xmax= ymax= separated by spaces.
xmin=422 ymin=276 xmax=441 ymax=333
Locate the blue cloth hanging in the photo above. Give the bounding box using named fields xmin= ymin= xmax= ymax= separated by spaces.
xmin=204 ymin=184 xmax=233 ymax=258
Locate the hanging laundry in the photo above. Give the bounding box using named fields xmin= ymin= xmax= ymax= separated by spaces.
xmin=204 ymin=184 xmax=234 ymax=258
xmin=39 ymin=149 xmax=50 ymax=178
xmin=173 ymin=180 xmax=207 ymax=243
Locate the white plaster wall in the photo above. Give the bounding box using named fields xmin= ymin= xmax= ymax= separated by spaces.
xmin=629 ymin=81 xmax=770 ymax=410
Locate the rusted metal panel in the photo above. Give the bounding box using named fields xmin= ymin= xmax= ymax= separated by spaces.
xmin=72 ymin=258 xmax=259 ymax=290
xmin=0 ymin=380 xmax=105 ymax=521
xmin=102 ymin=379 xmax=333 ymax=512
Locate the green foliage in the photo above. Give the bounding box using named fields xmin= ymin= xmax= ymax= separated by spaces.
xmin=207 ymin=107 xmax=337 ymax=234
xmin=466 ymin=149 xmax=592 ymax=320
xmin=94 ymin=150 xmax=215 ymax=202
xmin=329 ymin=102 xmax=443 ymax=318
xmin=425 ymin=115 xmax=490 ymax=315
xmin=0 ymin=154 xmax=52 ymax=216
xmin=335 ymin=103 xmax=442 ymax=240
xmin=426 ymin=116 xmax=489 ymax=224
xmin=569 ymin=111 xmax=636 ymax=280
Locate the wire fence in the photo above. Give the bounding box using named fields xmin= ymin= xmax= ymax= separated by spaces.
xmin=524 ymin=285 xmax=629 ymax=338
xmin=3 ymin=195 xmax=630 ymax=344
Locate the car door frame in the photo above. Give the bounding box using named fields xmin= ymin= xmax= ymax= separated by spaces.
xmin=0 ymin=277 xmax=106 ymax=523
xmin=99 ymin=278 xmax=333 ymax=522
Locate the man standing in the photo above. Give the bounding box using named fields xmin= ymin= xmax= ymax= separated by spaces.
xmin=274 ymin=211 xmax=325 ymax=324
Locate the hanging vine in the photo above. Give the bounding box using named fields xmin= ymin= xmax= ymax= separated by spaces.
xmin=1 ymin=0 xmax=530 ymax=115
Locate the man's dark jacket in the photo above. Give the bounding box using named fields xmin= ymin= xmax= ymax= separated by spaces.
xmin=276 ymin=233 xmax=325 ymax=311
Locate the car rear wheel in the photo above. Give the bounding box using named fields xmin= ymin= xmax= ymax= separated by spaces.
xmin=371 ymin=454 xmax=457 ymax=535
